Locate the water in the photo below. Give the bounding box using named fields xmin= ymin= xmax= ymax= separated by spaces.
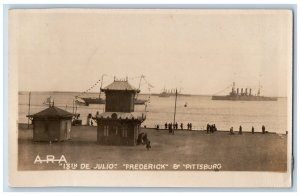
xmin=18 ymin=91 xmax=288 ymax=133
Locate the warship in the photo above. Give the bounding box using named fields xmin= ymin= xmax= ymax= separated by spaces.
xmin=158 ymin=88 xmax=190 ymax=97
xmin=212 ymin=82 xmax=277 ymax=101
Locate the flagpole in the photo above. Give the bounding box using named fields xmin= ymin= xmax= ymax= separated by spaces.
xmin=27 ymin=92 xmax=31 ymax=128
xmin=173 ymin=88 xmax=178 ymax=135
xmin=72 ymin=99 xmax=74 ymax=114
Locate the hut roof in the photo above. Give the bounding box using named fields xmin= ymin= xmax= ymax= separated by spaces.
xmin=28 ymin=106 xmax=74 ymax=119
xmin=101 ymin=80 xmax=139 ymax=92
xmin=95 ymin=112 xmax=146 ymax=122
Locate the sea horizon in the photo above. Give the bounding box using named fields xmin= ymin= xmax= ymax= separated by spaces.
xmin=18 ymin=90 xmax=287 ymax=98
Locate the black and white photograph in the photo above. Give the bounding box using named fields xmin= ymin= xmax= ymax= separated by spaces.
xmin=8 ymin=8 xmax=293 ymax=187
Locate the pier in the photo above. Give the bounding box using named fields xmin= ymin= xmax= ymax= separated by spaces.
xmin=18 ymin=123 xmax=287 ymax=171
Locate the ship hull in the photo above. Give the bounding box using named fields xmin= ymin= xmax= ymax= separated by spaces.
xmin=134 ymin=99 xmax=147 ymax=105
xmin=81 ymin=97 xmax=147 ymax=105
xmin=81 ymin=98 xmax=105 ymax=106
xmin=212 ymin=95 xmax=277 ymax=101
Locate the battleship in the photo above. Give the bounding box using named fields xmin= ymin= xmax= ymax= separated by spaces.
xmin=212 ymin=82 xmax=277 ymax=101
xmin=158 ymin=89 xmax=173 ymax=97
xmin=158 ymin=88 xmax=190 ymax=97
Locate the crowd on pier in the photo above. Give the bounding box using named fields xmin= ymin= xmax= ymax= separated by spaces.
xmin=154 ymin=122 xmax=270 ymax=135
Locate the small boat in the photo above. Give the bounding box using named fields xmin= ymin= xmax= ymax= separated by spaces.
xmin=134 ymin=98 xmax=148 ymax=105
xmin=79 ymin=97 xmax=105 ymax=106
xmin=80 ymin=75 xmax=149 ymax=106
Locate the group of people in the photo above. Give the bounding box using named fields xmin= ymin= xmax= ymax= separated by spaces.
xmin=137 ymin=132 xmax=151 ymax=150
xmin=229 ymin=125 xmax=267 ymax=135
xmin=187 ymin=123 xmax=193 ymax=130
xmin=206 ymin=124 xmax=217 ymax=133
xmin=161 ymin=122 xmax=193 ymax=131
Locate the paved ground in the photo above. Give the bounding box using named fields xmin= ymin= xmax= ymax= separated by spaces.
xmin=18 ymin=124 xmax=287 ymax=171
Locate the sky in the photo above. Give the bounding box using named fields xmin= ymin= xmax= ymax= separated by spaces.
xmin=10 ymin=9 xmax=292 ymax=96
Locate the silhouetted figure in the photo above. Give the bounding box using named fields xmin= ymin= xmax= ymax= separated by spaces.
xmin=146 ymin=140 xmax=151 ymax=150
xmin=175 ymin=122 xmax=178 ymax=130
xmin=190 ymin=123 xmax=192 ymax=130
xmin=214 ymin=124 xmax=217 ymax=132
xmin=165 ymin=122 xmax=168 ymax=129
xmin=239 ymin=126 xmax=242 ymax=134
xmin=207 ymin=124 xmax=210 ymax=134
xmin=212 ymin=124 xmax=216 ymax=133
xmin=180 ymin=123 xmax=183 ymax=130
xmin=262 ymin=125 xmax=266 ymax=134
xmin=87 ymin=113 xmax=92 ymax=126
xmin=187 ymin=123 xmax=190 ymax=130
xmin=230 ymin=127 xmax=234 ymax=135
xmin=156 ymin=124 xmax=159 ymax=130
xmin=168 ymin=123 xmax=172 ymax=133
xmin=252 ymin=126 xmax=254 ymax=134
xmin=137 ymin=133 xmax=144 ymax=145
xmin=142 ymin=133 xmax=148 ymax=144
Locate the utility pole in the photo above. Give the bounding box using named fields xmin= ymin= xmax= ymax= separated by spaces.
xmin=72 ymin=99 xmax=75 ymax=114
xmin=173 ymin=88 xmax=178 ymax=135
xmin=27 ymin=92 xmax=31 ymax=128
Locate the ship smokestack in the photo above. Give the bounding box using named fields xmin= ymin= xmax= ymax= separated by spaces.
xmin=245 ymin=88 xmax=248 ymax=96
xmin=249 ymin=88 xmax=252 ymax=95
xmin=237 ymin=88 xmax=239 ymax=95
xmin=241 ymin=88 xmax=244 ymax=95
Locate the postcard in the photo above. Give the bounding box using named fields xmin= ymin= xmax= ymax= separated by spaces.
xmin=8 ymin=9 xmax=293 ymax=187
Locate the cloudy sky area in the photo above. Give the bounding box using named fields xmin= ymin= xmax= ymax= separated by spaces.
xmin=11 ymin=9 xmax=292 ymax=96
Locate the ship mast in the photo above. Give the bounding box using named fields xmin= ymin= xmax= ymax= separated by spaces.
xmin=173 ymin=88 xmax=178 ymax=135
xmin=232 ymin=82 xmax=235 ymax=94
xmin=136 ymin=75 xmax=144 ymax=100
xmin=99 ymin=74 xmax=106 ymax=99
xmin=257 ymin=74 xmax=262 ymax=96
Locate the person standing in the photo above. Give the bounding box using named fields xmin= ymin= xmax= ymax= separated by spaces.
xmin=180 ymin=123 xmax=183 ymax=130
xmin=168 ymin=123 xmax=172 ymax=133
xmin=251 ymin=126 xmax=254 ymax=134
xmin=262 ymin=125 xmax=266 ymax=134
xmin=239 ymin=125 xmax=242 ymax=134
xmin=206 ymin=124 xmax=210 ymax=134
xmin=230 ymin=127 xmax=234 ymax=135
xmin=146 ymin=140 xmax=151 ymax=150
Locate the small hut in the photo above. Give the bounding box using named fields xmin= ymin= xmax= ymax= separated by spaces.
xmin=96 ymin=78 xmax=146 ymax=146
xmin=27 ymin=106 xmax=74 ymax=142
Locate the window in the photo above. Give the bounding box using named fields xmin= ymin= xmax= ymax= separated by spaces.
xmin=104 ymin=125 xmax=109 ymax=136
xmin=122 ymin=126 xmax=128 ymax=138
xmin=114 ymin=126 xmax=118 ymax=135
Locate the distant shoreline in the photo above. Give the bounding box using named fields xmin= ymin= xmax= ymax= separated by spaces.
xmin=17 ymin=91 xmax=287 ymax=98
